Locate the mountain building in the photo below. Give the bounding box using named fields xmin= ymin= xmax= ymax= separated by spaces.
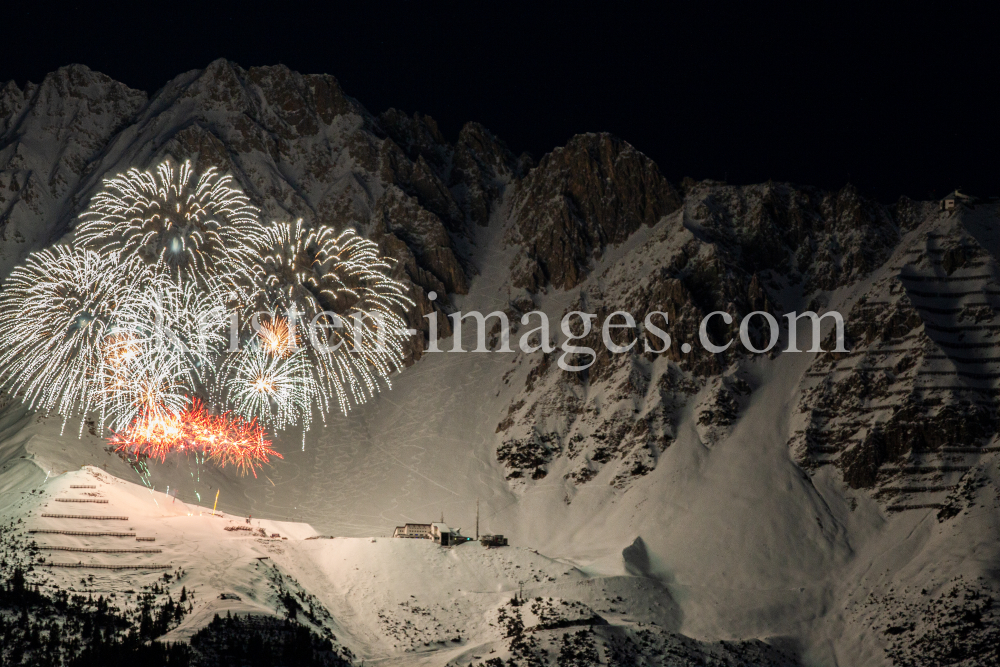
xmin=392 ymin=522 xmax=471 ymax=546
xmin=941 ymin=189 xmax=974 ymax=210
xmin=392 ymin=523 xmax=432 ymax=539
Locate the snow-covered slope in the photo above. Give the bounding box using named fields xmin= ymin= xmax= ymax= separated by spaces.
xmin=0 ymin=453 xmax=795 ymax=666
xmin=4 ymin=61 xmax=1000 ymax=665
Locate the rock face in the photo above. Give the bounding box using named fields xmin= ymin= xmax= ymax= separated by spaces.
xmin=506 ymin=132 xmax=681 ymax=291
xmin=0 ymin=66 xmax=146 ymax=272
xmin=792 ymin=213 xmax=1000 ymax=517
xmin=494 ymin=175 xmax=905 ymax=488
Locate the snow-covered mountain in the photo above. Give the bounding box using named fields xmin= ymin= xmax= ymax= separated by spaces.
xmin=3 ymin=61 xmax=1000 ymax=665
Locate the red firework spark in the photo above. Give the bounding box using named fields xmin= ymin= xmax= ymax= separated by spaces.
xmin=108 ymin=398 xmax=282 ymax=477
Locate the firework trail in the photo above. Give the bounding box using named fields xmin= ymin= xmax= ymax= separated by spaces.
xmin=99 ymin=341 xmax=194 ymax=433
xmin=111 ymin=272 xmax=228 ymax=389
xmin=110 ymin=398 xmax=282 ymax=477
xmin=76 ymin=159 xmax=263 ymax=289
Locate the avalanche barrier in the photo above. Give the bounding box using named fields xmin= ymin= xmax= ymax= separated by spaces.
xmin=40 ymin=514 xmax=128 ymax=520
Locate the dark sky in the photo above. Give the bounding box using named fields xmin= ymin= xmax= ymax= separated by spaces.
xmin=2 ymin=2 xmax=998 ymax=202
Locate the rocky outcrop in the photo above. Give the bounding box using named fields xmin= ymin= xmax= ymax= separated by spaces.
xmin=0 ymin=66 xmax=146 ymax=273
xmin=494 ymin=174 xmax=901 ymax=488
xmin=506 ymin=133 xmax=682 ymax=291
xmin=684 ymin=180 xmax=900 ymax=293
xmin=788 ymin=217 xmax=1000 ymax=519
xmin=452 ymin=122 xmax=522 ymax=226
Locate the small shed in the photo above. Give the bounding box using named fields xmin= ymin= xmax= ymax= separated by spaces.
xmin=941 ymin=189 xmax=973 ymax=211
xmin=431 ymin=522 xmax=454 ymax=546
xmin=480 ymin=534 xmax=509 ymax=547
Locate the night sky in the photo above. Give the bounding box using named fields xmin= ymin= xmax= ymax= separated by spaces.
xmin=2 ymin=2 xmax=998 ymax=203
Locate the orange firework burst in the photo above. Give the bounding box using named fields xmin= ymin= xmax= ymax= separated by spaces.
xmin=257 ymin=316 xmax=297 ymax=358
xmin=109 ymin=398 xmax=282 ymax=477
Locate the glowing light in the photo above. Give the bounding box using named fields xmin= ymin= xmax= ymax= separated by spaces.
xmin=96 ymin=274 xmax=226 ymax=432
xmin=110 ymin=399 xmax=282 ymax=477
xmin=217 ymin=335 xmax=319 ymax=433
xmin=99 ymin=343 xmax=193 ymax=433
xmin=111 ymin=272 xmax=228 ymax=388
xmin=256 ymin=316 xmax=297 ymax=358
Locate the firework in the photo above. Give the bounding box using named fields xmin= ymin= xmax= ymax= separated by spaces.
xmin=95 ymin=272 xmax=228 ymax=432
xmin=110 ymin=398 xmax=282 ymax=477
xmin=0 ymin=245 xmax=132 ymax=432
xmin=217 ymin=330 xmax=319 ymax=433
xmin=108 ymin=408 xmax=186 ymax=463
xmin=1 ymin=162 xmax=414 ymax=475
xmin=255 ymin=315 xmax=298 ymax=358
xmin=110 ymin=272 xmax=229 ymax=388
xmin=206 ymin=414 xmax=284 ymax=478
xmin=76 ymin=159 xmax=262 ymax=289
xmin=99 ymin=342 xmax=194 ymax=434
xmin=252 ymin=220 xmax=413 ymax=415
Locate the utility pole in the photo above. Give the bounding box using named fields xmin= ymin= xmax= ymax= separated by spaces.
xmin=476 ymin=498 xmax=479 ymax=540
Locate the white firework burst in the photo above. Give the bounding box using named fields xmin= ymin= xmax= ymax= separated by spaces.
xmin=0 ymin=244 xmax=132 ymax=433
xmin=251 ymin=219 xmax=413 ymax=415
xmin=76 ymin=159 xmax=263 ymax=289
xmin=217 ymin=336 xmax=318 ymax=434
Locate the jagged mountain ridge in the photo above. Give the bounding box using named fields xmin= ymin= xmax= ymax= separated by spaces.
xmin=0 ymin=60 xmax=524 ymax=359
xmin=2 ymin=59 xmax=996 ymax=505
xmin=5 ymin=61 xmax=1000 ymax=665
